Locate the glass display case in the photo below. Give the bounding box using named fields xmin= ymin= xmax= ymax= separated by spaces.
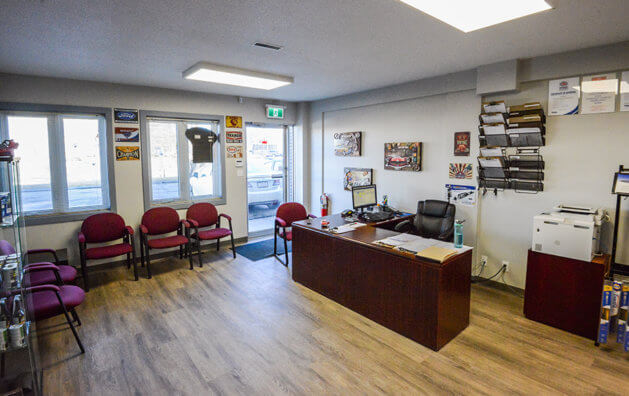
xmin=0 ymin=159 xmax=41 ymax=395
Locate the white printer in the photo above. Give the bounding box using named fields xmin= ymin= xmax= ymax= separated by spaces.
xmin=532 ymin=204 xmax=606 ymax=262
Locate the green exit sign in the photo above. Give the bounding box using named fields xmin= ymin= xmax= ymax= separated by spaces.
xmin=266 ymin=105 xmax=285 ymax=119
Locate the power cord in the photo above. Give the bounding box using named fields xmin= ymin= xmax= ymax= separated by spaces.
xmin=500 ymin=271 xmax=524 ymax=297
xmin=471 ymin=264 xmax=506 ymax=284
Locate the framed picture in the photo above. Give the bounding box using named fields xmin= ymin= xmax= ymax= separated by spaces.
xmin=113 ymin=108 xmax=138 ymax=123
xmin=449 ymin=163 xmax=473 ymax=179
xmin=384 ymin=142 xmax=421 ymax=172
xmin=334 ymin=132 xmax=362 ymax=156
xmin=115 ymin=127 xmax=139 ymax=142
xmin=454 ymin=131 xmax=470 ymax=156
xmin=115 ymin=146 xmax=140 ymax=161
xmin=612 ymin=172 xmax=629 ymax=195
xmin=226 ymin=116 xmax=242 ymax=129
xmin=343 ymin=168 xmax=373 ymax=191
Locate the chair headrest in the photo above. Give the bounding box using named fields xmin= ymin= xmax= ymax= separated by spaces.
xmin=419 ymin=200 xmax=452 ymax=217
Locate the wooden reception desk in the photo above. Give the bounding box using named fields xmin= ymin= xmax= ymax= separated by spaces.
xmin=292 ymin=214 xmax=472 ymax=351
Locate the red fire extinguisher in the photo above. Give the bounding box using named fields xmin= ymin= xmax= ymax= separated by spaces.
xmin=320 ymin=193 xmax=330 ymax=217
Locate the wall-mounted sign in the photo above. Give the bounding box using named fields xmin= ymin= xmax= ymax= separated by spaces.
xmin=226 ymin=145 xmax=243 ymax=158
xmin=115 ymin=127 xmax=139 ymax=142
xmin=445 ymin=184 xmax=476 ymax=206
xmin=384 ymin=142 xmax=422 ymax=172
xmin=226 ymin=116 xmax=242 ymax=128
xmin=453 ymin=131 xmax=470 ymax=156
xmin=266 ymin=105 xmax=285 ymax=120
xmin=114 ymin=108 xmax=139 ymax=123
xmin=226 ymin=130 xmax=243 ymax=143
xmin=621 ymin=71 xmax=629 ymax=112
xmin=115 ymin=146 xmax=140 ymax=161
xmin=581 ymin=73 xmax=618 ymax=114
xmin=449 ymin=163 xmax=473 ymax=179
xmin=334 ymin=132 xmax=362 ymax=156
xmin=548 ymin=77 xmax=580 ymax=115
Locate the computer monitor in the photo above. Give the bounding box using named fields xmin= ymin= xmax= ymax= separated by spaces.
xmin=352 ymin=185 xmax=377 ymax=210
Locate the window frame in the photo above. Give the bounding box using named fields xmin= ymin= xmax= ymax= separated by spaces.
xmin=0 ymin=102 xmax=116 ymax=226
xmin=140 ymin=110 xmax=226 ymax=210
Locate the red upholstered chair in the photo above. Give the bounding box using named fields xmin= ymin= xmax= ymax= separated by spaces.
xmin=78 ymin=213 xmax=137 ymax=291
xmin=22 ymin=284 xmax=86 ymax=353
xmin=139 ymin=207 xmax=192 ymax=278
xmin=186 ymin=203 xmax=235 ymax=267
xmin=0 ymin=240 xmax=77 ymax=287
xmin=274 ymin=203 xmax=316 ymax=266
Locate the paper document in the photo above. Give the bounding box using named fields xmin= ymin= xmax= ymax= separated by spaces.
xmin=393 ymin=239 xmax=435 ymax=254
xmin=330 ymin=222 xmax=366 ymax=234
xmin=482 ymin=101 xmax=507 ymax=114
xmin=478 ymin=157 xmax=503 ymax=168
xmin=373 ymin=233 xmax=421 ymax=248
xmin=482 ymin=124 xmax=505 ymax=135
xmin=506 ymin=127 xmax=541 ymax=134
xmin=480 ymin=113 xmax=505 ymax=124
xmin=480 ymin=147 xmax=503 ymax=157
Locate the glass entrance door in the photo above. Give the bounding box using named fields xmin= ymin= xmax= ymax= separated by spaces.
xmin=246 ymin=125 xmax=286 ymax=235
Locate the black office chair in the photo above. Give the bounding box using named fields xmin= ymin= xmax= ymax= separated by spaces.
xmin=394 ymin=200 xmax=456 ymax=242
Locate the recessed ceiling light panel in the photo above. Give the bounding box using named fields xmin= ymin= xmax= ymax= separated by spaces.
xmin=399 ymin=0 xmax=552 ymax=32
xmin=183 ymin=62 xmax=293 ymax=90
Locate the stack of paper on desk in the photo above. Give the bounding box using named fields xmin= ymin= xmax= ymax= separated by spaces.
xmin=373 ymin=233 xmax=421 ymax=247
xmin=330 ymin=222 xmax=366 ymax=234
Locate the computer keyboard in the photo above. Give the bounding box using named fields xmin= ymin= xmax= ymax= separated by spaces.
xmin=359 ymin=211 xmax=394 ymax=223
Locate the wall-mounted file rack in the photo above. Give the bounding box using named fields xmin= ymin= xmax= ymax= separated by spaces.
xmin=478 ymin=100 xmax=547 ymax=195
xmin=479 ymin=101 xmax=546 ymax=149
xmin=477 ymin=148 xmax=545 ymax=193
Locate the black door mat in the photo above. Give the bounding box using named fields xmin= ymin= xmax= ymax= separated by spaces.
xmin=234 ymin=238 xmax=291 ymax=262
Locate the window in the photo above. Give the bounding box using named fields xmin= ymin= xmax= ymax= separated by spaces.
xmin=141 ymin=111 xmax=223 ymax=209
xmin=0 ymin=105 xmax=114 ymax=223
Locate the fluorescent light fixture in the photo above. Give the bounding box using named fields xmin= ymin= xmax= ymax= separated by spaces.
xmin=183 ymin=62 xmax=293 ymax=90
xmin=399 ymin=0 xmax=552 ymax=32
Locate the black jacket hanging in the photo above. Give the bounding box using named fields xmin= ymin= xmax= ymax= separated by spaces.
xmin=184 ymin=127 xmax=218 ymax=163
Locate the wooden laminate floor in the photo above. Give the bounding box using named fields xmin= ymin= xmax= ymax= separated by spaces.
xmin=38 ymin=248 xmax=629 ymax=395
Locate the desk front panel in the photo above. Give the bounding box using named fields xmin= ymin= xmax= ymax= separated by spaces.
xmin=292 ymin=223 xmax=469 ymax=350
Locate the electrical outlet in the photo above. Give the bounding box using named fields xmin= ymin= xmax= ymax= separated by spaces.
xmin=502 ymin=260 xmax=510 ymax=272
xmin=480 ymin=255 xmax=488 ymax=266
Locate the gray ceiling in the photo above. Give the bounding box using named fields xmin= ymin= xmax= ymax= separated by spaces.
xmin=1 ymin=0 xmax=629 ymax=101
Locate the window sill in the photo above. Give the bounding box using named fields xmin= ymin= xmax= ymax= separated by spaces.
xmin=24 ymin=209 xmax=113 ymax=226
xmin=149 ymin=197 xmax=227 ymax=211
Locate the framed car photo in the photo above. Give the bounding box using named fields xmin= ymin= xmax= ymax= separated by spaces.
xmin=384 ymin=142 xmax=421 ymax=172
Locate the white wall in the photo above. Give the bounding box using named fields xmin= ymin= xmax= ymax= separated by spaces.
xmin=0 ymin=73 xmax=298 ymax=265
xmin=321 ymin=91 xmax=480 ymax=254
xmin=481 ymin=80 xmax=629 ymax=288
xmin=309 ymin=41 xmax=629 ymax=288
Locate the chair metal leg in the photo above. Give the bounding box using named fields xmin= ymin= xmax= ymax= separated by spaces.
xmin=197 ymin=238 xmax=203 ymax=267
xmin=56 ymin=293 xmax=85 ymax=354
xmin=80 ymin=253 xmax=90 ymax=293
xmin=126 ymin=253 xmax=131 ymax=269
xmin=284 ymin=237 xmax=289 ymax=267
xmin=274 ymin=232 xmax=277 ymax=256
xmin=230 ymin=233 xmax=236 ymax=259
xmin=179 ymin=245 xmax=183 ymax=259
xmin=187 ymin=243 xmax=193 ymax=270
xmin=145 ymin=245 xmax=152 ymax=279
xmin=140 ymin=238 xmax=145 ymax=267
xmin=216 ymin=237 xmax=220 ymax=251
xmin=131 ymin=241 xmax=138 ymax=281
xmin=70 ymin=308 xmax=82 ymax=326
